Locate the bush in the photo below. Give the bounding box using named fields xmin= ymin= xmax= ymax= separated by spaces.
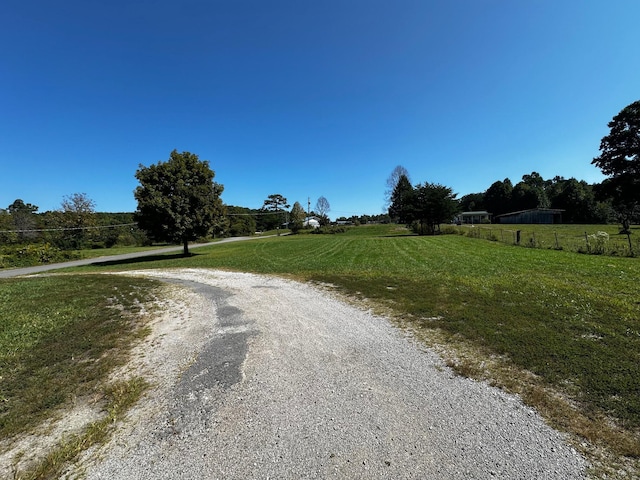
xmin=0 ymin=243 xmax=80 ymax=268
xmin=310 ymin=225 xmax=349 ymax=234
xmin=439 ymin=225 xmax=459 ymax=235
xmin=588 ymin=231 xmax=609 ymax=255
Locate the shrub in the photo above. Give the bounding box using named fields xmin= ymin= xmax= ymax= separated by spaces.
xmin=588 ymin=231 xmax=609 ymax=255
xmin=0 ymin=243 xmax=80 ymax=268
xmin=439 ymin=225 xmax=459 ymax=235
xmin=310 ymin=225 xmax=349 ymax=234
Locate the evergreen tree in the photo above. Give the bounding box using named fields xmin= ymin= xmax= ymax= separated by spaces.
xmin=388 ymin=174 xmax=415 ymax=224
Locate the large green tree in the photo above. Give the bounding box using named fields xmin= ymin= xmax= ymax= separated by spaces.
xmin=592 ymin=100 xmax=640 ymax=232
xmin=412 ymin=182 xmax=459 ymax=235
xmin=389 ymin=177 xmax=458 ymax=234
xmin=134 ymin=150 xmax=224 ymax=255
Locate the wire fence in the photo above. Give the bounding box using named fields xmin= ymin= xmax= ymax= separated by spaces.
xmin=453 ymin=225 xmax=638 ymax=257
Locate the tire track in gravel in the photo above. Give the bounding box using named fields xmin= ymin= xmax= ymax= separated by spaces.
xmin=76 ymin=268 xmax=587 ymax=479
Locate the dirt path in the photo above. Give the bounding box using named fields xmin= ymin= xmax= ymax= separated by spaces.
xmin=71 ymin=268 xmax=587 ymax=479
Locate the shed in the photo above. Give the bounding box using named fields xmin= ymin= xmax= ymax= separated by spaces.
xmin=495 ymin=208 xmax=564 ymax=224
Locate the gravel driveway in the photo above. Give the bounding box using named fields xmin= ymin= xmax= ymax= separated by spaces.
xmin=73 ymin=268 xmax=587 ymax=479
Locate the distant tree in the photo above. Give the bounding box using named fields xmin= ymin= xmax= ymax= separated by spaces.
xmin=384 ymin=165 xmax=410 ymax=210
xmin=0 ymin=208 xmax=13 ymax=243
xmin=388 ymin=174 xmax=415 ymax=224
xmin=134 ymin=150 xmax=224 ymax=255
xmin=7 ymin=199 xmax=38 ymax=217
xmin=57 ymin=193 xmax=97 ymax=248
xmin=484 ymin=178 xmax=513 ymax=217
xmin=289 ymin=201 xmax=306 ymax=234
xmin=459 ymin=193 xmax=485 ymax=212
xmin=545 ymin=175 xmax=567 ymax=206
xmin=262 ymin=194 xmax=289 ymax=212
xmin=92 ymin=212 xmax=144 ymax=247
xmin=511 ymin=182 xmax=540 ymax=211
xmin=226 ymin=206 xmax=256 ymax=236
xmin=315 ymin=196 xmax=331 ymax=225
xmin=549 ymin=177 xmax=606 ymax=223
xmin=412 ymin=183 xmax=459 ymax=235
xmin=261 ymin=194 xmax=290 ymax=234
xmin=592 ymin=100 xmax=640 ymax=232
xmin=212 ymin=210 xmax=230 ymax=238
xmin=595 ymin=177 xmax=639 ymax=230
xmin=7 ymin=199 xmax=39 ymax=242
xmin=373 ymin=213 xmax=392 ymax=224
xmin=520 ymin=171 xmax=550 ymax=208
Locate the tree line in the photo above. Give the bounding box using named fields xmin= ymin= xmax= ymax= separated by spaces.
xmin=0 ymin=195 xmax=148 ymax=250
xmin=2 ymin=99 xmax=638 ymax=254
xmin=1 ymin=151 xmax=350 ymax=255
xmin=388 ymin=99 xmax=640 ymax=233
xmin=459 ymin=173 xmax=610 ymax=224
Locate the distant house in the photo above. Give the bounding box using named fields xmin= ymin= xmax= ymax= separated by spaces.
xmin=304 ymin=216 xmax=321 ymax=228
xmin=457 ymin=211 xmax=492 ymax=224
xmin=495 ymin=208 xmax=564 ymax=224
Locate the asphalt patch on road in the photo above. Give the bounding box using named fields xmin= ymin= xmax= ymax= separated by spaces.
xmin=157 ymin=278 xmax=256 ymax=437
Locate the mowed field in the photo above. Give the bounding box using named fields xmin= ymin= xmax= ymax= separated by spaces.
xmin=83 ymin=225 xmax=640 ymax=464
xmin=3 ymin=224 xmax=639 ymax=477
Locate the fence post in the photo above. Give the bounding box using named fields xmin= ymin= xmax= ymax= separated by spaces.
xmin=532 ymin=232 xmax=536 ymax=247
xmin=501 ymin=230 xmax=504 ymax=243
xmin=554 ymin=232 xmax=559 ymax=249
xmin=628 ymin=232 xmax=634 ymax=256
xmin=516 ymin=230 xmax=521 ymax=245
xmin=585 ymin=232 xmax=590 ymax=253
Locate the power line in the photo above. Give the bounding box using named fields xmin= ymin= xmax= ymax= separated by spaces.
xmin=225 ymin=212 xmax=287 ymax=216
xmin=0 ymin=223 xmax=137 ymax=234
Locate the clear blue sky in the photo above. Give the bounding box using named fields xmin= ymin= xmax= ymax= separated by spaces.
xmin=2 ymin=1 xmax=639 ymax=218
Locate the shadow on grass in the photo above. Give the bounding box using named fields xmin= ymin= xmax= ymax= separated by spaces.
xmin=380 ymin=233 xmax=418 ymax=238
xmin=92 ymin=252 xmax=204 ymax=268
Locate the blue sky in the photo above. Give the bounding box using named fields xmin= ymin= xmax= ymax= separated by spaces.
xmin=2 ymin=1 xmax=639 ymax=218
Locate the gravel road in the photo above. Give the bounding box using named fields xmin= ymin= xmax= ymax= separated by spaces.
xmin=73 ymin=268 xmax=587 ymax=479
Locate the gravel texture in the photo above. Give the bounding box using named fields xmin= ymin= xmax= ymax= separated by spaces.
xmin=71 ymin=268 xmax=587 ymax=479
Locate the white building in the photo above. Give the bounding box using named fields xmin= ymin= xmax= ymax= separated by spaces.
xmin=303 ymin=217 xmax=321 ymax=228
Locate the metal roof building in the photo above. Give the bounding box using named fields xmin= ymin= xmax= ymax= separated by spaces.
xmin=494 ymin=208 xmax=564 ymax=224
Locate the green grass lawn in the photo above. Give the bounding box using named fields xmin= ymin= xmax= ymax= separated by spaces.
xmin=5 ymin=223 xmax=640 ymax=476
xmin=0 ymin=274 xmax=162 ymax=478
xmin=71 ymin=224 xmax=640 ymax=465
